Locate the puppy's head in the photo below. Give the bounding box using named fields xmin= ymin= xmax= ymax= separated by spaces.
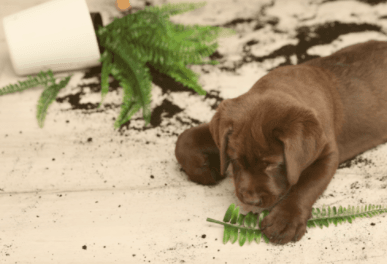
xmin=209 ymin=95 xmax=326 ymax=209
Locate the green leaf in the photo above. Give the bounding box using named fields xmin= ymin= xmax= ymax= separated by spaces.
xmin=322 ymin=219 xmax=329 ymax=228
xmin=99 ymin=51 xmax=113 ymax=108
xmin=148 ymin=2 xmax=207 ymax=17
xmin=110 ymin=51 xmax=152 ymax=128
xmin=246 ymin=229 xmax=254 ymax=244
xmin=321 ymin=206 xmax=327 ymax=217
xmin=307 ymin=220 xmax=316 ymax=228
xmin=315 ymin=220 xmax=324 ymax=229
xmin=36 ymin=75 xmax=72 ymax=128
xmin=254 ymin=230 xmax=262 ymax=244
xmin=223 ymin=204 xmax=235 ymax=222
xmin=155 ymin=62 xmax=206 ymax=95
xmin=244 ymin=212 xmax=254 ymax=228
xmin=230 ymin=206 xmax=240 ymax=224
xmin=258 ymin=210 xmax=269 ymax=228
xmin=316 ymin=208 xmax=321 ymax=217
xmin=0 ymin=70 xmax=55 ymax=96
xmin=262 ymin=233 xmax=270 ymax=244
xmin=93 ymin=1 xmax=237 ymax=127
xmin=209 ymin=203 xmax=387 ymax=247
xmin=223 ymin=226 xmax=231 ymax=244
xmin=239 ymin=229 xmax=247 ymax=246
xmin=333 ymin=206 xmax=337 ymax=215
xmin=230 ymin=227 xmax=238 ymax=244
xmin=237 ymin=214 xmax=246 ymax=226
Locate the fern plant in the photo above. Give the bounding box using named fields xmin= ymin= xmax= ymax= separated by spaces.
xmin=96 ymin=2 xmax=235 ymax=128
xmin=0 ymin=2 xmax=235 ymax=129
xmin=0 ymin=70 xmax=72 ymax=128
xmin=206 ymin=203 xmax=387 ymax=246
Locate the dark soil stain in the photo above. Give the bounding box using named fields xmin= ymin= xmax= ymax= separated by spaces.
xmin=150 ymin=99 xmax=184 ymax=127
xmin=56 ymin=66 xmax=122 ymax=112
xmin=57 ymin=60 xmax=218 ymax=130
xmin=338 ymin=156 xmax=376 ymax=169
xmin=355 ymin=0 xmax=387 ymax=5
xmin=56 ymin=92 xmax=99 ymax=111
xmin=54 ymin=5 xmax=386 ymax=130
xmin=209 ymin=50 xmax=224 ymax=61
xmin=295 ymin=22 xmax=382 ymax=64
xmin=243 ymin=22 xmax=383 ymax=72
xmin=222 ymin=18 xmax=255 ymax=28
xmin=350 ymin=181 xmax=360 ymax=189
xmin=82 ymin=66 xmax=101 ymax=79
xmin=219 ymin=21 xmax=383 ymax=73
xmin=147 ymin=63 xmax=201 ymax=95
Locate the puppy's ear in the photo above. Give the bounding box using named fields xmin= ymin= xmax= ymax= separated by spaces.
xmin=209 ymin=100 xmax=233 ymax=176
xmin=275 ymin=107 xmax=327 ymax=186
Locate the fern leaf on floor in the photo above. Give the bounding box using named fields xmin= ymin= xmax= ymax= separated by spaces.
xmin=0 ymin=70 xmax=55 ymax=96
xmin=207 ymin=203 xmax=387 ymax=246
xmin=36 ymin=76 xmax=72 ymax=128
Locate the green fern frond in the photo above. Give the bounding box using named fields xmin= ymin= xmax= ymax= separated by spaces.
xmin=171 ymin=24 xmax=236 ymax=45
xmin=1 ymin=1 xmax=235 ymax=129
xmin=36 ymin=75 xmax=72 ymax=128
xmin=95 ymin=2 xmax=236 ymax=128
xmin=207 ymin=203 xmax=387 ymax=246
xmin=109 ymin=64 xmax=144 ymax=128
xmin=183 ymin=42 xmax=219 ymax=64
xmin=110 ymin=62 xmax=144 ymax=127
xmin=98 ymin=50 xmax=113 ymax=108
xmin=145 ymin=2 xmax=207 ymax=17
xmin=307 ymin=204 xmax=387 ymax=228
xmin=0 ymin=70 xmax=55 ymax=96
xmin=103 ymin=10 xmax=171 ymax=41
xmin=151 ymin=62 xmax=206 ymax=95
xmin=109 ymin=48 xmax=152 ymax=127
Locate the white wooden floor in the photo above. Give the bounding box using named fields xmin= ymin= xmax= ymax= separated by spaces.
xmin=1 ymin=0 xmax=387 ymax=263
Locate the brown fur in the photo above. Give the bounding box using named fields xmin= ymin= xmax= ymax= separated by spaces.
xmin=175 ymin=40 xmax=387 ymax=244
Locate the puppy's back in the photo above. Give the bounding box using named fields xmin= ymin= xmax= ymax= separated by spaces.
xmin=304 ymin=41 xmax=387 ymax=162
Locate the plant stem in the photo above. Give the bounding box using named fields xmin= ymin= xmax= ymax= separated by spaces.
xmin=206 ymin=218 xmax=262 ymax=231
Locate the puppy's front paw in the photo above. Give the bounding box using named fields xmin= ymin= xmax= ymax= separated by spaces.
xmin=175 ymin=123 xmax=224 ymax=185
xmin=260 ymin=204 xmax=309 ymax=245
xmin=192 ymin=166 xmax=221 ymax=185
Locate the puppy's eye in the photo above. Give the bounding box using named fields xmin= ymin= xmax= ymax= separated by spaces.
xmin=261 ymin=161 xmax=270 ymax=168
xmin=265 ymin=163 xmax=278 ymax=171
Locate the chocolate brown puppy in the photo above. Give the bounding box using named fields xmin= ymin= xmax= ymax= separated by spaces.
xmin=175 ymin=40 xmax=387 ymax=244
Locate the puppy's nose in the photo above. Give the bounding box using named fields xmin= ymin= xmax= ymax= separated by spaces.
xmin=240 ymin=190 xmax=261 ymax=206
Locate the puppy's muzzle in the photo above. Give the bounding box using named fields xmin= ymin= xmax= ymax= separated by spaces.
xmin=239 ymin=189 xmax=262 ymax=206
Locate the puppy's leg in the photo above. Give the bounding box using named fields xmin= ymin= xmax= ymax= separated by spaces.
xmin=175 ymin=123 xmax=223 ymax=185
xmin=261 ymin=147 xmax=339 ymax=244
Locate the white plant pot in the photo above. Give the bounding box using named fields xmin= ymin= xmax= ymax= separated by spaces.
xmin=2 ymin=0 xmax=103 ymax=76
